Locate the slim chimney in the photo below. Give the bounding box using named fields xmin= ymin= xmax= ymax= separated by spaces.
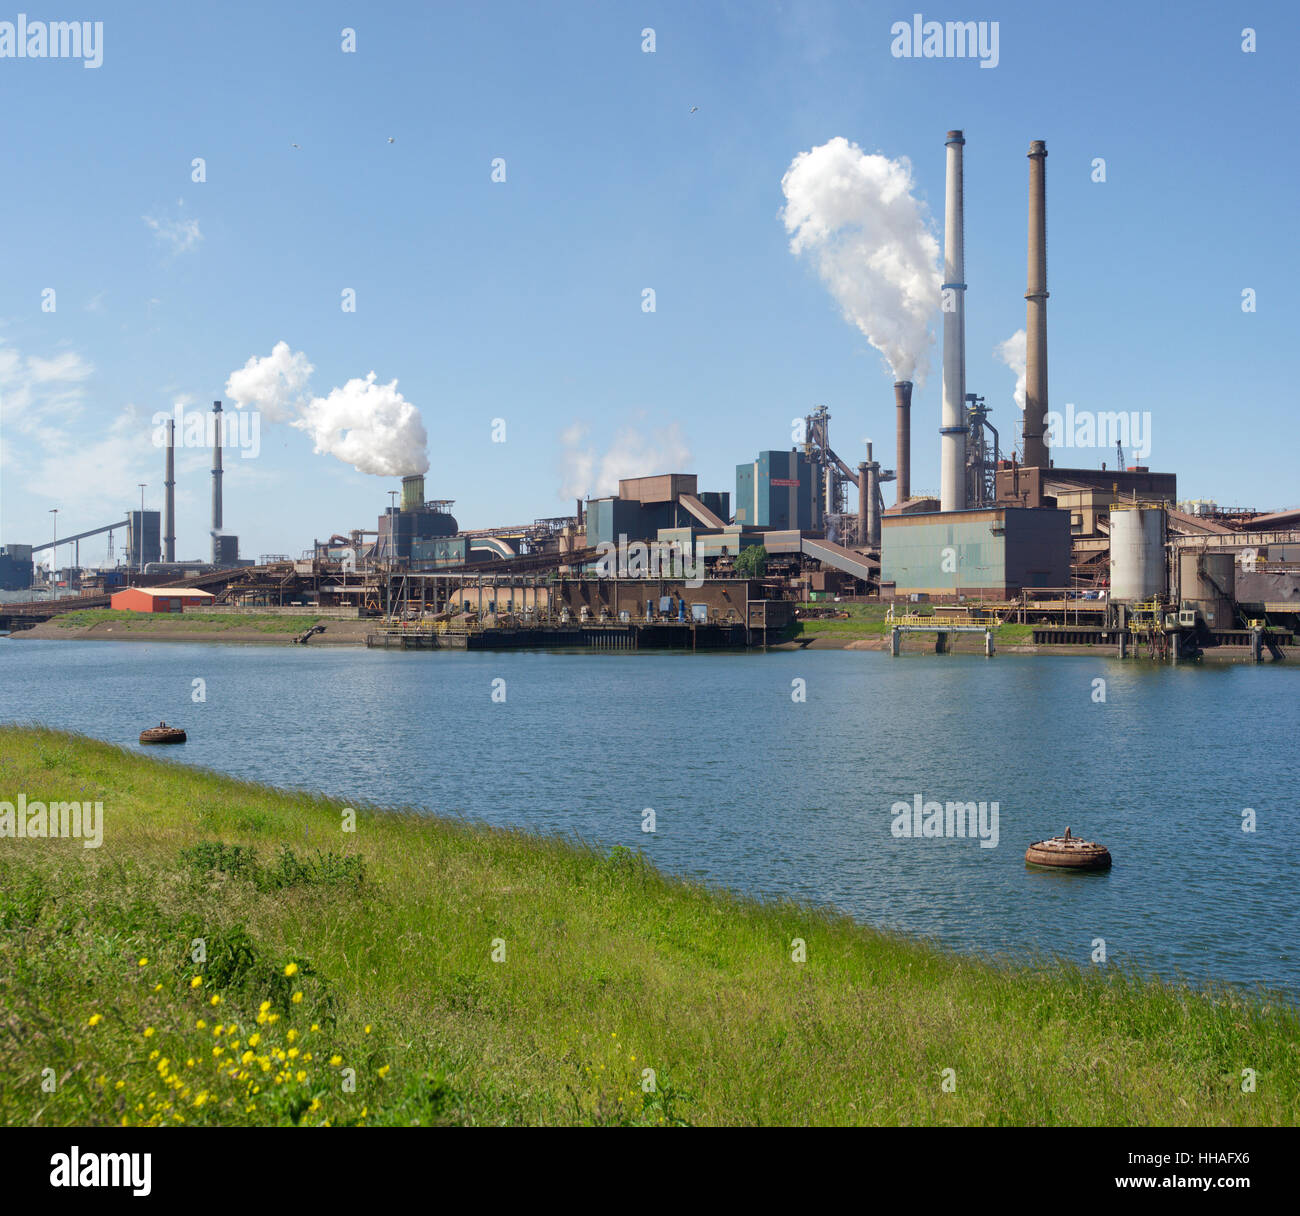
xmin=211 ymin=400 xmax=223 ymax=563
xmin=940 ymin=130 xmax=967 ymax=512
xmin=857 ymin=459 xmax=868 ymax=548
xmin=164 ymin=418 xmax=176 ymax=562
xmin=1022 ymin=140 xmax=1050 ymax=469
xmin=893 ymin=381 xmax=912 ymax=505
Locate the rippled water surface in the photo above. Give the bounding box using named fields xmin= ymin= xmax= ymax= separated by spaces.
xmin=3 ymin=638 xmax=1297 ymax=993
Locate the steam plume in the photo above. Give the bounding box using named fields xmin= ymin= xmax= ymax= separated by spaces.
xmin=994 ymin=329 xmax=1027 ymax=411
xmin=781 ymin=137 xmax=940 ymax=382
xmin=226 ymin=344 xmax=429 ymax=475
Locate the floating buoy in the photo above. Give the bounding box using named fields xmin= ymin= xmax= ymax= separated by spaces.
xmin=139 ymin=721 xmax=187 ymax=745
xmin=1025 ymin=825 xmax=1110 ymax=870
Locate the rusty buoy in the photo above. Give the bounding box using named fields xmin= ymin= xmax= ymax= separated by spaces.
xmin=1025 ymin=826 xmax=1110 ymax=871
xmin=139 ymin=721 xmax=186 ymax=745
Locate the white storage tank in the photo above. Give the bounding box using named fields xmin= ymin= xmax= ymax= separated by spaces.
xmin=1110 ymin=504 xmax=1166 ymax=601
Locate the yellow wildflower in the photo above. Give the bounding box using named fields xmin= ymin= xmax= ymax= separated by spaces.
xmin=88 ymin=1014 xmax=103 ymax=1027
xmin=284 ymin=963 xmax=299 ymax=977
xmin=190 ymin=976 xmax=202 ymax=989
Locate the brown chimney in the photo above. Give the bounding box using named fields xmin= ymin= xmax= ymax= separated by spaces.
xmin=1022 ymin=141 xmax=1050 ymax=469
xmin=894 ymin=381 xmax=912 ymax=505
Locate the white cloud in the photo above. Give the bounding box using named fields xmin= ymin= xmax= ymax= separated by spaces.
xmin=0 ymin=344 xmax=94 ymax=438
xmin=144 ymin=213 xmax=203 ymax=255
xmin=559 ymin=420 xmax=692 ymax=499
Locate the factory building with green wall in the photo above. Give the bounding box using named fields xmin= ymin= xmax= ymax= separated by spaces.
xmin=735 ymin=450 xmax=820 ymax=532
xmin=880 ymin=507 xmax=1071 ymax=599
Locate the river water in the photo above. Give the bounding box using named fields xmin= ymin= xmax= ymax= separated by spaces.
xmin=2 ymin=638 xmax=1296 ymax=994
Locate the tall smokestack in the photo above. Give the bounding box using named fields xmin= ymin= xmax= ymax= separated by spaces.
xmin=164 ymin=418 xmax=175 ymax=562
xmin=893 ymin=381 xmax=912 ymax=505
xmin=1022 ymin=140 xmax=1050 ymax=469
xmin=211 ymin=400 xmax=223 ymax=563
xmin=940 ymin=130 xmax=968 ymax=512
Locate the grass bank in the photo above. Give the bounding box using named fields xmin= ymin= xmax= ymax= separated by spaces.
xmin=793 ymin=604 xmax=1036 ymax=645
xmin=52 ymin=609 xmax=320 ymax=634
xmin=1 ymin=726 xmax=1295 ymax=1127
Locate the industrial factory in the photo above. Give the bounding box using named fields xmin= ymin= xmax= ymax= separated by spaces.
xmin=3 ymin=129 xmax=1297 ymax=659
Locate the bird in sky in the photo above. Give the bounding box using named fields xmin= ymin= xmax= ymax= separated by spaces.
xmin=689 ymin=105 xmax=699 ymax=113
xmin=291 ymin=142 xmax=300 ymax=149
xmin=387 ymin=136 xmax=395 ymax=143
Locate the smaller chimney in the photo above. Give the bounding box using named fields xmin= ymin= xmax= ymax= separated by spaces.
xmin=401 ymin=474 xmax=425 ymax=512
xmin=211 ymin=400 xmax=223 ymax=564
xmin=857 ymin=459 xmax=868 ymax=548
xmin=164 ymin=418 xmax=176 ymax=562
xmin=894 ymin=381 xmax=913 ymax=505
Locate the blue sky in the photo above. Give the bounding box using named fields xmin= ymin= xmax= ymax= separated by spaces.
xmin=0 ymin=0 xmax=1294 ymax=564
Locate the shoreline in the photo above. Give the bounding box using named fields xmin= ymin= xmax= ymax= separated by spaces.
xmin=2 ymin=723 xmax=1296 ymax=1127
xmin=4 ymin=615 xmax=1286 ymax=662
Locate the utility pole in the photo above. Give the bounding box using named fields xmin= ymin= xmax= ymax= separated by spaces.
xmin=49 ymin=508 xmax=58 ymax=585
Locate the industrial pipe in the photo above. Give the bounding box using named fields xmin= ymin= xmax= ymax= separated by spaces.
xmin=894 ymin=380 xmax=912 ymax=505
xmin=210 ymin=400 xmax=223 ymax=564
xmin=1022 ymin=140 xmax=1050 ymax=469
xmin=164 ymin=418 xmax=176 ymax=563
xmin=940 ymin=130 xmax=968 ymax=512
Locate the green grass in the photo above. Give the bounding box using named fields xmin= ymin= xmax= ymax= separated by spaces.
xmin=794 ymin=604 xmax=1036 ymax=644
xmin=54 ymin=609 xmax=319 ymax=634
xmin=0 ymin=725 xmax=1295 ymax=1127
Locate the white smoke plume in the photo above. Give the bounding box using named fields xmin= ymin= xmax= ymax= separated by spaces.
xmin=559 ymin=421 xmax=691 ymax=500
xmin=296 ymin=373 xmax=429 ymax=476
xmin=225 ymin=344 xmax=429 ymax=475
xmin=995 ymin=329 xmax=1027 ymax=411
xmin=226 ymin=341 xmax=313 ymax=423
xmin=781 ymin=136 xmax=941 ymax=383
